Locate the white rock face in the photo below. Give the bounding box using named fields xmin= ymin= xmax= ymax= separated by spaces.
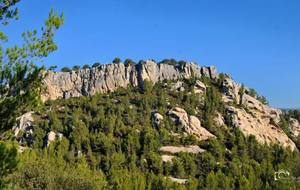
xmin=41 ymin=61 xmax=297 ymax=151
xmin=42 ymin=61 xmax=217 ymax=101
xmin=168 ymin=107 xmax=215 ymax=141
xmin=152 ymin=112 xmax=164 ymax=126
xmin=193 ymin=80 xmax=206 ymax=94
xmin=214 ymin=112 xmax=225 ymax=127
xmin=47 ymin=131 xmax=56 ymax=146
xmin=225 ymin=105 xmax=296 ymax=150
xmin=161 ymin=155 xmax=175 ymax=162
xmin=171 ymin=81 xmax=184 ymax=92
xmin=12 ymin=112 xmax=34 ymax=137
xmin=167 ymin=177 xmax=188 ymax=184
xmin=220 ymin=74 xmax=296 ymax=150
xmin=159 ymin=145 xmax=205 ymax=154
xmin=290 ymin=118 xmax=300 ymax=137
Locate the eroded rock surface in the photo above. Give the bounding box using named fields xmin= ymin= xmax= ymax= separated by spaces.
xmin=42 ymin=61 xmax=217 ymax=101
xmin=161 ymin=155 xmax=175 ymax=163
xmin=167 ymin=177 xmax=188 ymax=184
xmin=194 ymin=80 xmax=206 ymax=94
xmin=290 ymin=118 xmax=300 ymax=137
xmin=225 ymin=96 xmax=296 ymax=150
xmin=12 ymin=112 xmax=34 ymax=144
xmin=46 ymin=131 xmax=56 ymax=146
xmin=152 ymin=112 xmax=164 ymax=126
xmin=168 ymin=107 xmax=215 ymax=141
xmin=159 ymin=145 xmax=205 ymax=154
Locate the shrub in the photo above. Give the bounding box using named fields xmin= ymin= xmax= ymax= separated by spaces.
xmin=61 ymin=67 xmax=71 ymax=72
xmin=112 ymin=57 xmax=121 ymax=64
xmin=124 ymin=59 xmax=135 ymax=67
xmin=92 ymin=62 xmax=101 ymax=68
xmin=72 ymin=65 xmax=81 ymax=71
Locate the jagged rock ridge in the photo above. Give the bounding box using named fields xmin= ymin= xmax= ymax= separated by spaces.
xmin=40 ymin=60 xmax=297 ymax=150
xmin=42 ymin=60 xmax=217 ymax=101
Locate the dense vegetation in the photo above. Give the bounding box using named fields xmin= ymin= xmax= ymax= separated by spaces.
xmin=0 ymin=77 xmax=299 ymax=190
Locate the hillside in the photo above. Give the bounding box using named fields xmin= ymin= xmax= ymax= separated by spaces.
xmin=4 ymin=60 xmax=300 ymax=189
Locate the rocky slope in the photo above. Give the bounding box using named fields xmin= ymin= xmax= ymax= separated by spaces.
xmin=39 ymin=60 xmax=297 ymax=150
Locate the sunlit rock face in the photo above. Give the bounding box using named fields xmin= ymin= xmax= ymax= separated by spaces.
xmin=41 ymin=60 xmax=297 ymax=150
xmin=42 ymin=60 xmax=217 ymax=101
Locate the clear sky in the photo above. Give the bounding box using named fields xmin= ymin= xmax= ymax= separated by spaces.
xmin=3 ymin=0 xmax=300 ymax=108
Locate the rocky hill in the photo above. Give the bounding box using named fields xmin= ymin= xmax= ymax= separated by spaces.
xmin=41 ymin=60 xmax=297 ymax=150
xmin=7 ymin=59 xmax=300 ymax=189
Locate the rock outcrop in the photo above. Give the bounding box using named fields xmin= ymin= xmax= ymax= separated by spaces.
xmin=193 ymin=80 xmax=206 ymax=94
xmin=159 ymin=145 xmax=205 ymax=154
xmin=46 ymin=131 xmax=56 ymax=146
xmin=214 ymin=112 xmax=225 ymax=127
xmin=42 ymin=60 xmax=217 ymax=101
xmin=40 ymin=60 xmax=297 ymax=151
xmin=168 ymin=107 xmax=215 ymax=141
xmin=12 ymin=112 xmax=34 ymax=144
xmin=161 ymin=155 xmax=175 ymax=163
xmin=290 ymin=118 xmax=300 ymax=137
xmin=152 ymin=112 xmax=164 ymax=126
xmin=167 ymin=177 xmax=188 ymax=184
xmin=224 ymin=84 xmax=296 ymax=150
xmin=226 ymin=105 xmax=296 ymax=150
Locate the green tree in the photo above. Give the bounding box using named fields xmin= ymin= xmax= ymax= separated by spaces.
xmin=0 ymin=3 xmax=63 ymax=131
xmin=92 ymin=62 xmax=100 ymax=68
xmin=0 ymin=142 xmax=18 ymax=189
xmin=0 ymin=0 xmax=19 ymax=26
xmin=124 ymin=58 xmax=134 ymax=67
xmin=61 ymin=67 xmax=71 ymax=72
xmin=72 ymin=65 xmax=80 ymax=71
xmin=238 ymin=84 xmax=245 ymax=106
xmin=113 ymin=57 xmax=121 ymax=64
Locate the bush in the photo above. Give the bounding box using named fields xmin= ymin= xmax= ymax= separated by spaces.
xmin=159 ymin=59 xmax=177 ymax=65
xmin=82 ymin=64 xmax=90 ymax=69
xmin=48 ymin=65 xmax=57 ymax=71
xmin=72 ymin=65 xmax=81 ymax=71
xmin=124 ymin=59 xmax=135 ymax=67
xmin=113 ymin=57 xmax=121 ymax=64
xmin=92 ymin=62 xmax=101 ymax=68
xmin=61 ymin=67 xmax=71 ymax=72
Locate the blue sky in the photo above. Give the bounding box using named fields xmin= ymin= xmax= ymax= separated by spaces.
xmin=3 ymin=0 xmax=300 ymax=108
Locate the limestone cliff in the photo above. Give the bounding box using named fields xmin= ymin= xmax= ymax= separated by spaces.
xmin=40 ymin=60 xmax=297 ymax=150
xmin=42 ymin=60 xmax=217 ymax=101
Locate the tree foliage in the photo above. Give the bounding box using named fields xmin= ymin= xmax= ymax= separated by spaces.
xmin=0 ymin=4 xmax=63 ymax=131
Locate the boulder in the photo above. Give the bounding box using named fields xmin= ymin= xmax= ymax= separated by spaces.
xmin=168 ymin=107 xmax=215 ymax=141
xmin=152 ymin=112 xmax=164 ymax=126
xmin=171 ymin=81 xmax=184 ymax=92
xmin=167 ymin=177 xmax=188 ymax=184
xmin=289 ymin=118 xmax=300 ymax=137
xmin=47 ymin=131 xmax=56 ymax=146
xmin=159 ymin=145 xmax=205 ymax=154
xmin=12 ymin=111 xmax=34 ymax=137
xmin=194 ymin=80 xmax=206 ymax=94
xmin=214 ymin=112 xmax=225 ymax=127
xmin=161 ymin=155 xmax=175 ymax=163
